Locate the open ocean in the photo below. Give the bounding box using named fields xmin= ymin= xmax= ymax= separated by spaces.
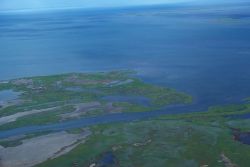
xmin=1 ymin=2 xmax=250 ymax=107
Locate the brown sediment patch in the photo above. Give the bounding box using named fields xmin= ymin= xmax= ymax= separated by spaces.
xmin=61 ymin=102 xmax=122 ymax=119
xmin=64 ymin=75 xmax=101 ymax=85
xmin=64 ymin=74 xmax=132 ymax=87
xmin=0 ymin=107 xmax=59 ymax=126
xmin=112 ymin=145 xmax=122 ymax=151
xmin=220 ymin=153 xmax=238 ymax=167
xmin=61 ymin=102 xmax=101 ymax=119
xmin=133 ymin=139 xmax=152 ymax=147
xmin=75 ymin=102 xmax=101 ymax=112
xmin=0 ymin=130 xmax=91 ymax=167
xmin=105 ymin=79 xmax=134 ymax=87
xmin=11 ymin=79 xmax=46 ymax=92
xmin=104 ymin=102 xmax=122 ymax=113
xmin=11 ymin=79 xmax=33 ymax=86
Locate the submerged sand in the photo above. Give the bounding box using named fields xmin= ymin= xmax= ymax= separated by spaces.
xmin=0 ymin=130 xmax=91 ymax=167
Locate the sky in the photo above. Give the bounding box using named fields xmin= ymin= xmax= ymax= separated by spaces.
xmin=0 ymin=0 xmax=247 ymax=12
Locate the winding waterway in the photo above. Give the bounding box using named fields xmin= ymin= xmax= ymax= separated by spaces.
xmin=0 ymin=104 xmax=200 ymax=139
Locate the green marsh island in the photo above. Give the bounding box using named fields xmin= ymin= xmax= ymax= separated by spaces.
xmin=0 ymin=71 xmax=250 ymax=167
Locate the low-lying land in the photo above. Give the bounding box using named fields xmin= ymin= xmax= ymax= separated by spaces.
xmin=0 ymin=70 xmax=191 ymax=130
xmin=37 ymin=103 xmax=250 ymax=167
xmin=1 ymin=71 xmax=250 ymax=167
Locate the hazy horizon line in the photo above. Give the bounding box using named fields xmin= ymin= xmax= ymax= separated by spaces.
xmin=0 ymin=1 xmax=249 ymax=15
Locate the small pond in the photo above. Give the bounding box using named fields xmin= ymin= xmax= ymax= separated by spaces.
xmin=97 ymin=152 xmax=116 ymax=167
xmin=234 ymin=131 xmax=250 ymax=145
xmin=0 ymin=90 xmax=21 ymax=102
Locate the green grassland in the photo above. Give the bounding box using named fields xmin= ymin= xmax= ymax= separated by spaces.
xmin=36 ymin=102 xmax=250 ymax=167
xmin=0 ymin=71 xmax=191 ymax=130
xmin=2 ymin=71 xmax=250 ymax=167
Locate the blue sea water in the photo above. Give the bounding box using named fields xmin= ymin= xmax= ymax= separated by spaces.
xmin=1 ymin=3 xmax=250 ymax=107
xmin=0 ymin=3 xmax=250 ymax=138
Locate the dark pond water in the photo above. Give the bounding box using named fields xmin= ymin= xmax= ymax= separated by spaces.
xmin=236 ymin=133 xmax=250 ymax=145
xmin=227 ymin=113 xmax=250 ymax=119
xmin=97 ymin=152 xmax=116 ymax=166
xmin=233 ymin=130 xmax=250 ymax=145
xmin=238 ymin=133 xmax=250 ymax=145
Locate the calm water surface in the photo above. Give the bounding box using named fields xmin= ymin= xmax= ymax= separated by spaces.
xmin=0 ymin=90 xmax=20 ymax=102
xmin=1 ymin=3 xmax=250 ymax=138
xmin=1 ymin=4 xmax=250 ymax=107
